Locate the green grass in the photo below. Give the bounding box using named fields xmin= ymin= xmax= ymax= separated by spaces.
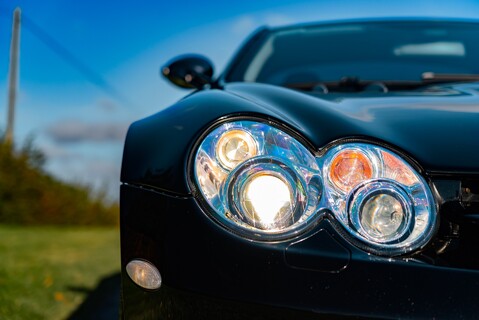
xmin=0 ymin=225 xmax=120 ymax=320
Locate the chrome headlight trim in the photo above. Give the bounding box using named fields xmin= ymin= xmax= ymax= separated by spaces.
xmin=321 ymin=143 xmax=437 ymax=255
xmin=192 ymin=119 xmax=322 ymax=240
xmin=190 ymin=117 xmax=438 ymax=255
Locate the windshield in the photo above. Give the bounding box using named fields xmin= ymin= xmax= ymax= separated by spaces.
xmin=225 ymin=20 xmax=479 ymax=86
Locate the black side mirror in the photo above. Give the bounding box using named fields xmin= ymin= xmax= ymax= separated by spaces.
xmin=161 ymin=54 xmax=214 ymax=89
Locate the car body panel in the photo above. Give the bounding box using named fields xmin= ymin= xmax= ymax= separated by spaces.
xmin=120 ymin=184 xmax=479 ymax=319
xmin=121 ymin=82 xmax=479 ymax=194
xmin=120 ymin=17 xmax=479 ymax=319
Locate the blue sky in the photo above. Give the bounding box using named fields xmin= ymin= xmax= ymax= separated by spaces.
xmin=1 ymin=0 xmax=479 ymax=199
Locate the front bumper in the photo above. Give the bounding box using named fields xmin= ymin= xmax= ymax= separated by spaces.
xmin=120 ymin=184 xmax=479 ymax=319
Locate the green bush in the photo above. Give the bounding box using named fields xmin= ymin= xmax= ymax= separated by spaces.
xmin=0 ymin=141 xmax=118 ymax=225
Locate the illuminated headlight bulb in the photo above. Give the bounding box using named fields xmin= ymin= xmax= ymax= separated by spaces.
xmin=360 ymin=194 xmax=405 ymax=240
xmin=216 ymin=129 xmax=257 ymax=170
xmin=241 ymin=173 xmax=294 ymax=228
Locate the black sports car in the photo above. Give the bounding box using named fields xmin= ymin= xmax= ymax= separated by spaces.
xmin=120 ymin=18 xmax=479 ymax=319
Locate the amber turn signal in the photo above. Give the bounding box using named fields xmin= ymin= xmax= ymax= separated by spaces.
xmin=330 ymin=149 xmax=373 ymax=193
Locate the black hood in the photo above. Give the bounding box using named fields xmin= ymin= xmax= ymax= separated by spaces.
xmin=225 ymin=82 xmax=479 ymax=173
xmin=122 ymin=81 xmax=479 ymax=194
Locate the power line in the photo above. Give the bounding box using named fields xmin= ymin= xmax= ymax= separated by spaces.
xmin=1 ymin=6 xmax=136 ymax=108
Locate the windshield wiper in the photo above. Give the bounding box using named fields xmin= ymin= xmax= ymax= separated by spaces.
xmin=286 ymin=76 xmax=371 ymax=92
xmin=285 ymin=77 xmax=409 ymax=92
xmin=422 ymin=72 xmax=479 ymax=82
xmin=286 ymin=73 xmax=479 ymax=93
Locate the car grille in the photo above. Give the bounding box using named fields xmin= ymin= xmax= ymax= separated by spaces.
xmin=423 ymin=176 xmax=479 ymax=270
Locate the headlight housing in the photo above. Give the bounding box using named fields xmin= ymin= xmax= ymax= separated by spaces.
xmin=321 ymin=144 xmax=437 ymax=255
xmin=192 ymin=119 xmax=437 ymax=255
xmin=194 ymin=120 xmax=322 ymax=240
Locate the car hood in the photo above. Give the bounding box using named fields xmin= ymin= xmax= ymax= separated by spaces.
xmin=225 ymin=82 xmax=479 ymax=173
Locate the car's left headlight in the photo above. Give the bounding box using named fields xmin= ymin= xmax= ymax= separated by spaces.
xmin=193 ymin=120 xmax=322 ymax=239
xmin=192 ymin=119 xmax=437 ymax=255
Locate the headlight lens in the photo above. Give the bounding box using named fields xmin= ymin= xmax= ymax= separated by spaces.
xmin=348 ymin=180 xmax=413 ymax=243
xmin=360 ymin=193 xmax=406 ymax=239
xmin=216 ymin=129 xmax=257 ymax=170
xmin=194 ymin=121 xmax=321 ymax=239
xmin=243 ymin=174 xmax=292 ymax=223
xmin=323 ymin=144 xmax=436 ymax=254
xmin=193 ymin=120 xmax=437 ymax=255
xmin=329 ymin=149 xmax=375 ymax=192
xmin=239 ymin=170 xmax=294 ymax=227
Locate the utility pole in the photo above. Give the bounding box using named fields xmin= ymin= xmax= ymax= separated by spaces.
xmin=5 ymin=8 xmax=21 ymax=144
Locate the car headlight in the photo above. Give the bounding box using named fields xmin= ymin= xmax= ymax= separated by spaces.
xmin=322 ymin=144 xmax=437 ymax=255
xmin=193 ymin=120 xmax=437 ymax=255
xmin=193 ymin=120 xmax=322 ymax=239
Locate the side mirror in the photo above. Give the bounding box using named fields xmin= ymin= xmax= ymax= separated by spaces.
xmin=161 ymin=54 xmax=214 ymax=89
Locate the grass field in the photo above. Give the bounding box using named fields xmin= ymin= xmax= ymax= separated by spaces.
xmin=0 ymin=225 xmax=120 ymax=320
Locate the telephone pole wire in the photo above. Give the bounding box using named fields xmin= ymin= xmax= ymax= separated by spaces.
xmin=5 ymin=7 xmax=21 ymax=144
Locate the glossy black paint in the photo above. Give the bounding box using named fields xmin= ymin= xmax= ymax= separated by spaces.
xmin=121 ymin=18 xmax=479 ymax=319
xmin=161 ymin=54 xmax=214 ymax=89
xmin=121 ymin=82 xmax=479 ymax=195
xmin=120 ymin=184 xmax=479 ymax=319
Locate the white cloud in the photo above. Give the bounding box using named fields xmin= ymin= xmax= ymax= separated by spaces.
xmin=263 ymin=13 xmax=295 ymax=26
xmin=41 ymin=143 xmax=76 ymax=160
xmin=45 ymin=120 xmax=129 ymax=144
xmin=230 ymin=13 xmax=295 ymax=37
xmin=231 ymin=15 xmax=257 ymax=35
